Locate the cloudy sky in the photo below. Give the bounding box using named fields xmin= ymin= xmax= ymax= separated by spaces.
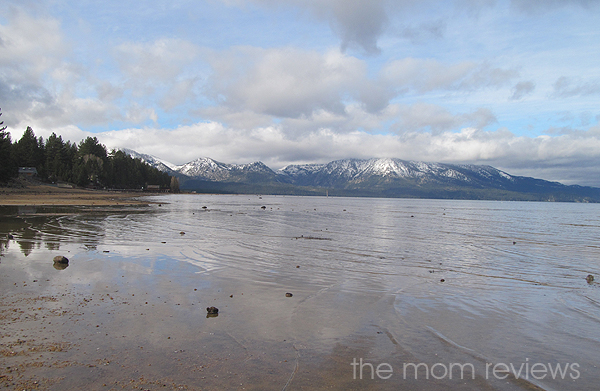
xmin=1 ymin=0 xmax=600 ymax=186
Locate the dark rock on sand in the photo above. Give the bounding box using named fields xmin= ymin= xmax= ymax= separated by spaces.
xmin=53 ymin=263 xmax=68 ymax=270
xmin=440 ymin=279 xmax=445 ymax=282
xmin=206 ymin=306 xmax=219 ymax=317
xmin=261 ymin=206 xmax=266 ymax=209
xmin=586 ymin=274 xmax=594 ymax=283
xmin=53 ymin=255 xmax=69 ymax=264
xmin=53 ymin=255 xmax=69 ymax=270
xmin=285 ymin=292 xmax=293 ymax=297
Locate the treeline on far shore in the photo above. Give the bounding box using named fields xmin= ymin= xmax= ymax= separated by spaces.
xmin=0 ymin=119 xmax=176 ymax=191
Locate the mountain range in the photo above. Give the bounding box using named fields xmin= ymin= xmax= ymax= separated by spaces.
xmin=120 ymin=149 xmax=600 ymax=202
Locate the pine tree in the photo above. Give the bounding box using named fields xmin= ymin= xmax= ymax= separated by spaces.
xmin=0 ymin=108 xmax=17 ymax=182
xmin=13 ymin=126 xmax=43 ymax=169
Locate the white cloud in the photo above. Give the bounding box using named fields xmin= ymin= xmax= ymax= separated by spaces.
xmin=381 ymin=58 xmax=518 ymax=93
xmin=114 ymin=38 xmax=203 ymax=111
xmin=205 ymin=47 xmax=368 ymax=118
xmin=0 ymin=9 xmax=66 ymax=75
xmin=124 ymin=103 xmax=158 ymax=125
xmin=0 ymin=9 xmax=68 ymax=128
xmin=390 ymin=103 xmax=497 ymax=133
xmin=115 ymin=39 xmax=200 ymax=82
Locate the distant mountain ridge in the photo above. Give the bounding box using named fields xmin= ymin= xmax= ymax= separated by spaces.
xmin=119 ymin=149 xmax=600 ymax=202
xmin=278 ymin=158 xmax=515 ymax=187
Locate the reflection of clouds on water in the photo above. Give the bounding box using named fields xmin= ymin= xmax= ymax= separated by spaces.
xmin=1 ymin=196 xmax=600 ymax=390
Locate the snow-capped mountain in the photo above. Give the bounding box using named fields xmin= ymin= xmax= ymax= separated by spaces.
xmin=120 ymin=150 xmax=279 ymax=182
xmin=278 ymin=158 xmax=516 ymax=188
xmin=177 ymin=158 xmax=277 ymax=182
xmin=177 ymin=157 xmax=233 ymax=180
xmin=119 ymin=148 xmax=178 ymax=175
xmin=120 ymin=149 xmax=600 ymax=201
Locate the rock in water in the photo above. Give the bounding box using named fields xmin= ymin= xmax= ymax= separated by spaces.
xmin=53 ymin=255 xmax=69 ymax=264
xmin=586 ymin=274 xmax=594 ymax=283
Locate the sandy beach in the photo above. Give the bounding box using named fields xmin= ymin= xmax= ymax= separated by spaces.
xmin=0 ymin=181 xmax=158 ymax=206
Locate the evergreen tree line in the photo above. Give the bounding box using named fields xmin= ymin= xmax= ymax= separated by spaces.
xmin=0 ymin=121 xmax=173 ymax=190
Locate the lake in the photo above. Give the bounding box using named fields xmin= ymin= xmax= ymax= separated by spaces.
xmin=1 ymin=195 xmax=599 ymax=390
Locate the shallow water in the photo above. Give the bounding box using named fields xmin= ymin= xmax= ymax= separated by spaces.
xmin=1 ymin=195 xmax=599 ymax=390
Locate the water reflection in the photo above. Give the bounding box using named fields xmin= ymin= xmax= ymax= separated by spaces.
xmin=53 ymin=261 xmax=69 ymax=270
xmin=0 ymin=205 xmax=142 ymax=257
xmin=1 ymin=197 xmax=599 ymax=390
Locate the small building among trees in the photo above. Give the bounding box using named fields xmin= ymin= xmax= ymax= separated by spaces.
xmin=18 ymin=167 xmax=38 ymax=177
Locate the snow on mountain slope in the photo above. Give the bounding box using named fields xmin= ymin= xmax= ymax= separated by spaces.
xmin=279 ymin=158 xmax=516 ymax=187
xmin=121 ymin=149 xmax=517 ymax=188
xmin=119 ymin=148 xmax=178 ymax=173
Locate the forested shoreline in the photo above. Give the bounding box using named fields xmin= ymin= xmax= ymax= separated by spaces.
xmin=0 ymin=115 xmax=174 ymax=190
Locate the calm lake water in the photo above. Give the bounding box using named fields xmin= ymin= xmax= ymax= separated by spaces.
xmin=1 ymin=195 xmax=599 ymax=390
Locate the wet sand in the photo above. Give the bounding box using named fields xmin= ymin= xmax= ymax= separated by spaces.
xmin=0 ymin=182 xmax=156 ymax=206
xmin=0 ymin=252 xmax=500 ymax=391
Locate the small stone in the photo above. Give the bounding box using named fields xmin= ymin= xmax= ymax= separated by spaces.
xmin=586 ymin=274 xmax=594 ymax=283
xmin=230 ymin=294 xmax=233 ymax=298
xmin=440 ymin=279 xmax=445 ymax=283
xmin=180 ymin=231 xmax=185 ymax=235
xmin=206 ymin=306 xmax=219 ymax=315
xmin=53 ymin=255 xmax=69 ymax=264
xmin=296 ymin=265 xmax=300 ymax=268
xmin=285 ymin=292 xmax=293 ymax=297
xmin=261 ymin=206 xmax=266 ymax=209
xmin=202 ymin=206 xmax=208 ymax=209
xmin=513 ymin=241 xmax=516 ymax=245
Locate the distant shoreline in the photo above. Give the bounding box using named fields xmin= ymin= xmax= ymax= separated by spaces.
xmin=0 ymin=181 xmax=161 ymax=206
